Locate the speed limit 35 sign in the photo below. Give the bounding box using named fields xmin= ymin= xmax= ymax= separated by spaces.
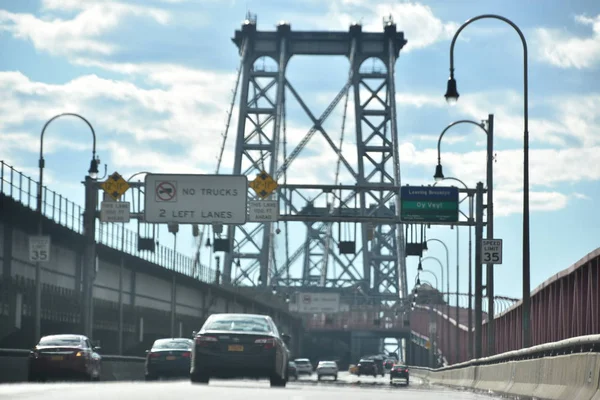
xmin=482 ymin=239 xmax=502 ymax=264
xmin=29 ymin=235 xmax=51 ymax=262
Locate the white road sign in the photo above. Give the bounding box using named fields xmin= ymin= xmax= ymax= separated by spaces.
xmin=482 ymin=239 xmax=503 ymax=264
xmin=29 ymin=235 xmax=51 ymax=262
xmin=429 ymin=322 xmax=437 ymax=334
xmin=100 ymin=201 xmax=131 ymax=223
xmin=248 ymin=200 xmax=278 ymax=222
xmin=144 ymin=174 xmax=248 ymax=225
xmin=294 ymin=292 xmax=340 ymax=313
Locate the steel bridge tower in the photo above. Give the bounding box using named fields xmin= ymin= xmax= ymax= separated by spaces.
xmin=220 ymin=16 xmax=409 ymax=302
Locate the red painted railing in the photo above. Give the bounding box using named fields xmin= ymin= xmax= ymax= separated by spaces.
xmin=411 ymin=247 xmax=600 ymax=364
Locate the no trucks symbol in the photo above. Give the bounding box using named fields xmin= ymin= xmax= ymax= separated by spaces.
xmin=155 ymin=181 xmax=177 ymax=202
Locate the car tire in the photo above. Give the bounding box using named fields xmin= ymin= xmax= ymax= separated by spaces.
xmin=334 ymin=375 xmax=337 ymax=381
xmin=190 ymin=372 xmax=209 ymax=384
xmin=317 ymin=375 xmax=321 ymax=381
xmin=270 ymin=374 xmax=287 ymax=388
xmin=27 ymin=372 xmax=41 ymax=382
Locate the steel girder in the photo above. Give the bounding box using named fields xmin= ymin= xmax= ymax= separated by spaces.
xmin=224 ymin=21 xmax=408 ymax=297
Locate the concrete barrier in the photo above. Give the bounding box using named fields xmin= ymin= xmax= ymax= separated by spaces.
xmin=410 ymin=334 xmax=600 ymax=400
xmin=0 ymin=348 xmax=146 ymax=383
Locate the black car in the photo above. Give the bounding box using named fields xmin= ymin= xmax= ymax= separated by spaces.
xmin=356 ymin=359 xmax=377 ymax=377
xmin=190 ymin=313 xmax=291 ymax=387
xmin=28 ymin=334 xmax=102 ymax=381
xmin=390 ymin=364 xmax=409 ymax=385
xmin=145 ymin=338 xmax=193 ymax=380
xmin=287 ymin=361 xmax=299 ymax=380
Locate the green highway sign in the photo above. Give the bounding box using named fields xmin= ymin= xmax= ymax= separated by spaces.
xmin=400 ymin=186 xmax=459 ymax=223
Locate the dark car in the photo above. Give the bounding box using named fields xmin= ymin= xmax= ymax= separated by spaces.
xmin=390 ymin=364 xmax=409 ymax=385
xmin=145 ymin=338 xmax=193 ymax=380
xmin=356 ymin=359 xmax=377 ymax=377
xmin=287 ymin=361 xmax=299 ymax=380
xmin=190 ymin=313 xmax=291 ymax=387
xmin=371 ymin=356 xmax=385 ymax=376
xmin=28 ymin=334 xmax=102 ymax=381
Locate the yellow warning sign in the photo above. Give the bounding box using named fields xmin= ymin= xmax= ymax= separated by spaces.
xmin=425 ymin=340 xmax=431 ymax=349
xmin=100 ymin=171 xmax=130 ymax=201
xmin=249 ymin=170 xmax=278 ymax=199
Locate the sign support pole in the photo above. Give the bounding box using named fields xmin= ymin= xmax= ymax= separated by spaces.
xmin=82 ymin=175 xmax=98 ymax=338
xmin=474 ymin=182 xmax=484 ymax=359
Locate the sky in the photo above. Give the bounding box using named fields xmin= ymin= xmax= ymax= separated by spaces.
xmin=1 ymin=0 xmax=599 ymax=305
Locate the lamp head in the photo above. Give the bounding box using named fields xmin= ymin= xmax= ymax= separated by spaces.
xmin=434 ymin=164 xmax=444 ymax=181
xmin=88 ymin=158 xmax=99 ymax=179
xmin=416 ymin=277 xmax=421 ymax=286
xmin=444 ymin=77 xmax=459 ymax=105
xmin=258 ymin=276 xmax=263 ymax=285
xmin=285 ymin=294 xmax=290 ymax=303
xmin=271 ymin=284 xmax=277 ymax=295
xmin=417 ymin=261 xmax=423 ymax=271
xmin=236 ymin=259 xmax=241 ymax=267
xmin=422 ymin=241 xmax=428 ymax=252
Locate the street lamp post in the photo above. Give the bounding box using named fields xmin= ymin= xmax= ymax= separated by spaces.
xmin=433 ymin=176 xmax=473 ymax=359
xmin=433 ymin=116 xmax=495 ymax=356
xmin=36 ymin=113 xmax=99 ymax=342
xmin=443 ymin=14 xmax=530 ymax=349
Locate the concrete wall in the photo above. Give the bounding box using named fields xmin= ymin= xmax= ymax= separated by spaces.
xmin=0 ymin=195 xmax=302 ymax=354
xmin=411 ymin=353 xmax=600 ymax=400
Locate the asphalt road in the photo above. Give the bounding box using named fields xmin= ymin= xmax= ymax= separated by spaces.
xmin=0 ymin=374 xmax=498 ymax=400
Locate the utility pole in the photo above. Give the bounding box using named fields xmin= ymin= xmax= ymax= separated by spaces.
xmin=82 ymin=176 xmax=98 ymax=338
xmin=486 ymin=114 xmax=495 ymax=355
xmin=169 ymin=222 xmax=179 ymax=338
xmin=474 ymin=182 xmax=484 ymax=358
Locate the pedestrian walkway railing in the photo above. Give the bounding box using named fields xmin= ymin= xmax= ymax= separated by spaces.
xmin=0 ymin=160 xmax=215 ymax=284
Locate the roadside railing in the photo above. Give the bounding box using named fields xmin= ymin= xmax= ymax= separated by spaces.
xmin=410 ymin=334 xmax=600 ymax=373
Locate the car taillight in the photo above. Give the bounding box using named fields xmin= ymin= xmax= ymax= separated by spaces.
xmin=195 ymin=336 xmax=218 ymax=346
xmin=149 ymin=352 xmax=160 ymax=358
xmin=254 ymin=338 xmax=275 ymax=349
xmin=182 ymin=352 xmax=191 ymax=358
xmin=404 ymin=369 xmax=408 ymax=372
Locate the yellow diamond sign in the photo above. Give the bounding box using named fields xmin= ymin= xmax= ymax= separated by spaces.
xmin=249 ymin=171 xmax=278 ymax=199
xmin=100 ymin=171 xmax=130 ymax=200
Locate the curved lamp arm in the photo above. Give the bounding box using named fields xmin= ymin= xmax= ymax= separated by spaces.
xmin=435 ymin=119 xmax=488 ymax=180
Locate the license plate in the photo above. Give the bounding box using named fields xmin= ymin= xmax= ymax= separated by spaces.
xmin=228 ymin=345 xmax=244 ymax=352
xmin=50 ymin=356 xmax=63 ymax=361
xmin=166 ymin=356 xmax=176 ymax=360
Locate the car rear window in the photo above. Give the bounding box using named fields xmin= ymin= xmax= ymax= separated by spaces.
xmin=319 ymin=362 xmax=336 ymax=367
xmin=295 ymin=360 xmax=310 ymax=365
xmin=204 ymin=316 xmax=270 ymax=332
xmin=152 ymin=339 xmax=192 ymax=350
xmin=38 ymin=336 xmax=81 ymax=346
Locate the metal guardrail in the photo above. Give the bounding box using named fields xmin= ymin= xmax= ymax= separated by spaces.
xmin=410 ymin=334 xmax=600 ymax=372
xmin=0 ymin=160 xmax=216 ymax=284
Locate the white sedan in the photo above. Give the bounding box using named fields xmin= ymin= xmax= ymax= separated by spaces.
xmin=316 ymin=361 xmax=338 ymax=381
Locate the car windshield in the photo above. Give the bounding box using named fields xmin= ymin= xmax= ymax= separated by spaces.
xmin=204 ymin=316 xmax=270 ymax=332
xmin=359 ymin=360 xmax=374 ymax=363
xmin=38 ymin=336 xmax=81 ymax=346
xmin=152 ymin=339 xmax=192 ymax=350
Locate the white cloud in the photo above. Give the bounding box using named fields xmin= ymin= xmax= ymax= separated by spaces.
xmin=293 ymin=1 xmax=458 ymax=52
xmin=534 ymin=14 xmax=600 ymax=69
xmin=0 ymin=2 xmax=169 ymax=56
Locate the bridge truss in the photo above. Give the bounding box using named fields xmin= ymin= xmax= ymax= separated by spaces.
xmin=197 ymin=15 xmax=409 ymax=302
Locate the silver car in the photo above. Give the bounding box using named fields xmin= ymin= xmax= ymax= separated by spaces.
xmin=294 ymin=358 xmax=313 ymax=376
xmin=316 ymin=360 xmax=338 ymax=381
